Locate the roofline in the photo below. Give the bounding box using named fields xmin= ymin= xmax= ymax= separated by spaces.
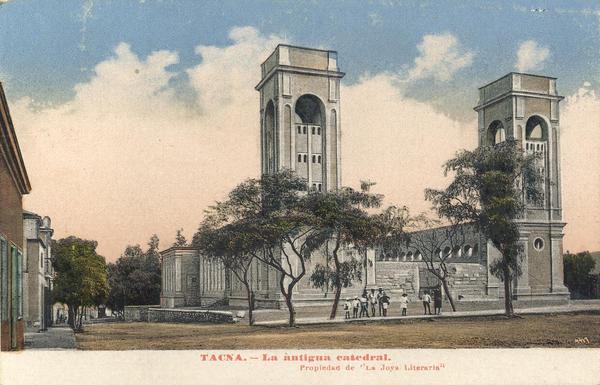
xmin=0 ymin=82 xmax=31 ymax=194
xmin=260 ymin=43 xmax=338 ymax=67
xmin=159 ymin=246 xmax=198 ymax=255
xmin=255 ymin=65 xmax=345 ymax=91
xmin=478 ymin=72 xmax=557 ymax=90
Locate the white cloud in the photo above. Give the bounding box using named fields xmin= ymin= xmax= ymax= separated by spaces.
xmin=406 ymin=33 xmax=474 ymax=82
xmin=515 ymin=40 xmax=550 ymax=72
xmin=14 ymin=27 xmax=283 ymax=259
xmin=10 ymin=26 xmax=598 ymax=259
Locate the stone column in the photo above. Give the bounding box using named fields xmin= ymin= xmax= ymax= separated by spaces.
xmin=550 ymin=232 xmax=569 ymax=294
xmin=515 ymin=234 xmax=531 ymax=296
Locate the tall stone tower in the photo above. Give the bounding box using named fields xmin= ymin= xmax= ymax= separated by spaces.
xmin=255 ymin=45 xmax=344 ymax=191
xmin=474 ymin=73 xmax=569 ymax=299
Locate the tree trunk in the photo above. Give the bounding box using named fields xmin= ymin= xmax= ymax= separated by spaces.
xmin=503 ymin=266 xmax=514 ymax=317
xmin=441 ymin=278 xmax=456 ymax=312
xmin=67 ymin=306 xmax=75 ymax=329
xmin=329 ymin=254 xmax=342 ymax=320
xmin=284 ymin=291 xmax=295 ymax=327
xmin=243 ymin=281 xmax=254 ymax=326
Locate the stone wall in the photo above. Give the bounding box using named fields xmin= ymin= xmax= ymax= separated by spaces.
xmin=374 ymin=262 xmax=487 ymax=300
xmin=374 ymin=262 xmax=420 ymax=298
xmin=147 ymin=308 xmax=234 ymax=324
xmin=446 ymin=263 xmax=487 ymax=299
xmin=124 ymin=305 xmax=160 ymax=322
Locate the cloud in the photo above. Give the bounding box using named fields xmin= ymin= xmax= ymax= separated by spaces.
xmin=10 ymin=26 xmax=598 ymax=259
xmin=561 ymin=82 xmax=600 ymax=252
xmin=515 ymin=40 xmax=550 ymax=72
xmin=406 ymin=33 xmax=474 ymax=82
xmin=14 ymin=27 xmax=282 ymax=259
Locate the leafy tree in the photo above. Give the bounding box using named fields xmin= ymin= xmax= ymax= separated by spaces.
xmin=173 ymin=228 xmax=188 ymax=247
xmin=194 ymin=217 xmax=259 ymax=325
xmin=405 ymin=214 xmax=468 ymax=311
xmin=194 ymin=170 xmax=319 ymax=327
xmin=425 ymin=139 xmax=542 ymax=316
xmin=305 ymin=185 xmax=383 ymax=319
xmin=51 ymin=236 xmax=109 ymax=330
xmin=106 ymin=235 xmax=162 ymax=315
xmin=563 ymin=251 xmax=596 ymax=298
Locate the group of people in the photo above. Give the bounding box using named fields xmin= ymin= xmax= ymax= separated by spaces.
xmin=343 ymin=287 xmax=443 ymax=319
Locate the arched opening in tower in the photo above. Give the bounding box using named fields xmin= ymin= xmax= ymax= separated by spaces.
xmin=264 ymin=100 xmax=276 ymax=174
xmin=486 ymin=120 xmax=506 ymax=146
xmin=294 ymin=94 xmax=323 ymax=124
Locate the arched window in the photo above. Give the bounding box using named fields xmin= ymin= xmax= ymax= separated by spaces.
xmin=318 ymin=155 xmax=322 ymax=163
xmin=407 ymin=251 xmax=413 ymax=261
xmin=297 ymin=154 xmax=302 ymax=163
xmin=443 ymin=246 xmax=451 ymax=258
xmin=463 ymin=245 xmax=472 ymax=257
xmin=414 ymin=250 xmax=422 ymax=261
xmin=526 ymin=116 xmax=547 ymax=141
xmin=297 ymin=125 xmax=301 ymax=134
xmin=452 ymin=246 xmax=461 ymax=258
xmin=303 ymin=154 xmax=307 ymax=163
xmin=303 ymin=126 xmax=307 ymax=134
xmin=317 ymin=127 xmax=321 ymax=135
xmin=487 ymin=120 xmax=505 ymax=146
xmin=312 ymin=126 xmax=315 ymax=135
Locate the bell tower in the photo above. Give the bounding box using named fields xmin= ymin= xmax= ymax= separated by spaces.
xmin=255 ymin=44 xmax=344 ymax=191
xmin=474 ymin=73 xmax=569 ymax=299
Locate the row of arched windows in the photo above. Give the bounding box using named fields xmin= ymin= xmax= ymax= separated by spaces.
xmin=376 ymin=244 xmax=479 ymax=262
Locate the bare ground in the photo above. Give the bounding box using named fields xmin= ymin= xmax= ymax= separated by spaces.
xmin=75 ymin=311 xmax=600 ymax=350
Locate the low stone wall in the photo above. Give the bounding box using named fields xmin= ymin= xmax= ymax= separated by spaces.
xmin=447 ymin=263 xmax=487 ymax=299
xmin=375 ymin=262 xmax=420 ymax=297
xmin=147 ymin=308 xmax=235 ymax=324
xmin=124 ymin=305 xmax=160 ymax=322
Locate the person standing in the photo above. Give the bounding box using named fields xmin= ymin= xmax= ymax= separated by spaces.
xmin=359 ymin=294 xmax=369 ymax=318
xmin=376 ymin=288 xmax=384 ymax=316
xmin=368 ymin=288 xmax=377 ymax=317
xmin=344 ymin=298 xmax=352 ymax=319
xmin=422 ymin=291 xmax=432 ymax=315
xmin=399 ymin=293 xmax=409 ymax=316
xmin=380 ymin=291 xmax=390 ymax=317
xmin=352 ymin=296 xmax=360 ymax=318
xmin=434 ymin=289 xmax=442 ymax=315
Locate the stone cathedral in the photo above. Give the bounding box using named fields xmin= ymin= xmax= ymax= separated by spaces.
xmin=160 ymin=45 xmax=569 ymax=309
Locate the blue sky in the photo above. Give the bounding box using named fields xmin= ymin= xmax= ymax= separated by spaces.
xmin=1 ymin=1 xmax=599 ymax=258
xmin=1 ymin=0 xmax=599 ymax=119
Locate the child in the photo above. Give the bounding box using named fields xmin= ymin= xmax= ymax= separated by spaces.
xmin=399 ymin=293 xmax=409 ymax=316
xmin=344 ymin=298 xmax=351 ymax=319
xmin=352 ymin=296 xmax=360 ymax=318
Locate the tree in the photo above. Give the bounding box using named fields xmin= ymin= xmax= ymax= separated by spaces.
xmin=563 ymin=251 xmax=596 ymax=298
xmin=306 ymin=185 xmax=383 ymax=319
xmin=405 ymin=214 xmax=467 ymax=312
xmin=173 ymin=228 xmax=188 ymax=247
xmin=194 ymin=170 xmax=319 ymax=327
xmin=51 ymin=236 xmax=109 ymax=331
xmin=194 ymin=217 xmax=259 ymax=325
xmin=425 ymin=139 xmax=542 ymax=317
xmin=106 ymin=235 xmax=162 ymax=316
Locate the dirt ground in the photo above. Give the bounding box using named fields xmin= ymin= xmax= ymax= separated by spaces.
xmin=76 ymin=311 xmax=600 ymax=350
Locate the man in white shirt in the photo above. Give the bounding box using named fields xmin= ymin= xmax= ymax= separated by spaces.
xmin=422 ymin=291 xmax=432 ymax=315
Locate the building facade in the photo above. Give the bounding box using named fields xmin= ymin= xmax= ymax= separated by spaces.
xmin=23 ymin=211 xmax=54 ymax=331
xmin=0 ymin=82 xmax=32 ymax=350
xmin=475 ymin=73 xmax=569 ymax=299
xmin=160 ymin=47 xmax=569 ymax=310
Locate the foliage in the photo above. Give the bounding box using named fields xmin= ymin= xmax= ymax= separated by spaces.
xmin=304 ymin=184 xmax=385 ymax=319
xmin=425 ymin=139 xmax=542 ymax=316
xmin=106 ymin=235 xmax=162 ymax=315
xmin=193 ymin=170 xmax=320 ymax=326
xmin=173 ymin=228 xmax=188 ymax=247
xmin=563 ymin=251 xmax=596 ymax=299
xmin=51 ymin=236 xmax=109 ymax=330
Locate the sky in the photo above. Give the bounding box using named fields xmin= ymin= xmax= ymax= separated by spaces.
xmin=0 ymin=0 xmax=598 ymax=260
